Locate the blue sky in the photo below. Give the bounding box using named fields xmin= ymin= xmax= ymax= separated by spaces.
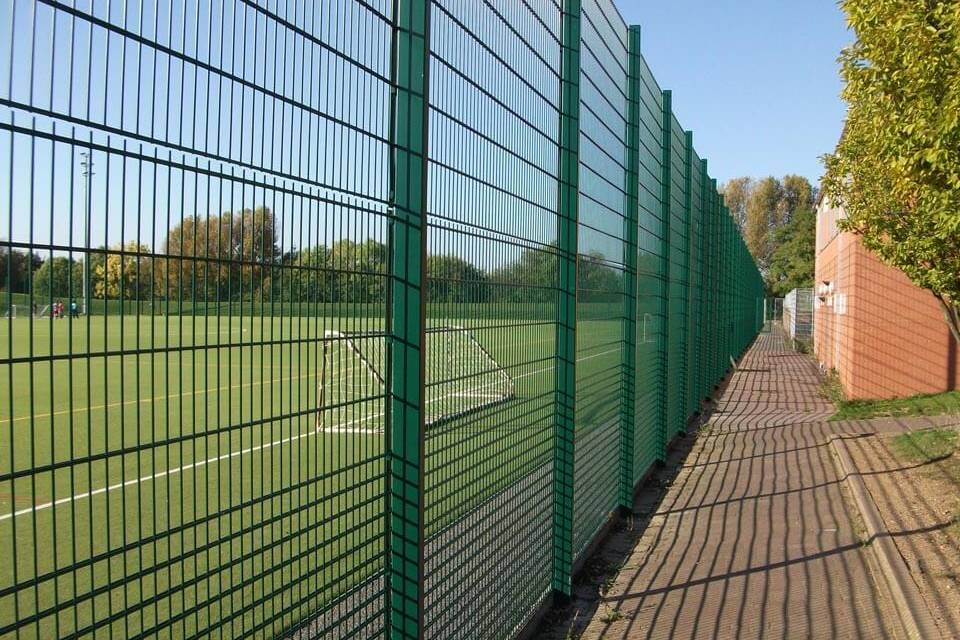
xmin=1 ymin=0 xmax=851 ymax=259
xmin=617 ymin=0 xmax=852 ymax=187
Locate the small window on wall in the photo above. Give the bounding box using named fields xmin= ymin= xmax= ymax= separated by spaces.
xmin=835 ymin=293 xmax=847 ymax=315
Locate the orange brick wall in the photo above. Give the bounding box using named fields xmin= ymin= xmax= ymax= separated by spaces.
xmin=814 ymin=198 xmax=959 ymax=399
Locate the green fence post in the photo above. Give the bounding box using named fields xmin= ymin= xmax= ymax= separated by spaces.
xmin=720 ymin=187 xmax=727 ymax=374
xmin=387 ymin=1 xmax=430 ymax=637
xmin=682 ymin=131 xmax=694 ymax=423
xmin=723 ymin=198 xmax=737 ymax=372
xmin=698 ymin=159 xmax=709 ymax=400
xmin=702 ymin=174 xmax=712 ymax=393
xmin=619 ymin=25 xmax=642 ymax=509
xmin=657 ymin=90 xmax=672 ymax=460
xmin=730 ymin=216 xmax=735 ymax=356
xmin=705 ymin=181 xmax=713 ymax=385
xmin=710 ymin=178 xmax=720 ymax=383
xmin=724 ymin=203 xmax=732 ymax=367
xmin=552 ymin=0 xmax=581 ymax=600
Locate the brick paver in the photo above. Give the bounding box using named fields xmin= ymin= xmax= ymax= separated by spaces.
xmin=578 ymin=331 xmax=903 ymax=639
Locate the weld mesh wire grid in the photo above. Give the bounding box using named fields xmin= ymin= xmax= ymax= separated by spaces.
xmin=664 ymin=113 xmax=685 ymax=440
xmin=421 ymin=0 xmax=560 ymax=637
xmin=0 ymin=0 xmax=766 ymax=638
xmin=1 ymin=0 xmax=392 ymax=637
xmin=567 ymin=0 xmax=626 ymax=562
xmin=632 ymin=49 xmax=664 ymax=483
xmin=686 ymin=149 xmax=702 ymax=417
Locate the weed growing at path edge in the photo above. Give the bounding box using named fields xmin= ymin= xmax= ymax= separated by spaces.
xmin=830 ymin=390 xmax=960 ymax=421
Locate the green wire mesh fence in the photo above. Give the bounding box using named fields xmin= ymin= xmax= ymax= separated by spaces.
xmin=0 ymin=0 xmax=764 ymax=638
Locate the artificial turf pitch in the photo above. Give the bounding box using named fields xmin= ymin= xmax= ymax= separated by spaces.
xmin=0 ymin=313 xmax=621 ymax=638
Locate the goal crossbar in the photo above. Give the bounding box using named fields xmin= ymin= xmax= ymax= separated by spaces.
xmin=317 ymin=326 xmax=515 ymax=433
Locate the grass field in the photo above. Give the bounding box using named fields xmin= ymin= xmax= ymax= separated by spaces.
xmin=0 ymin=312 xmax=623 ymax=638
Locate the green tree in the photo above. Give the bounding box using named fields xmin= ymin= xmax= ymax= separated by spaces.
xmin=489 ymin=246 xmax=557 ymax=303
xmin=158 ymin=207 xmax=280 ymax=301
xmin=81 ymin=252 xmax=106 ymax=305
xmin=721 ymin=177 xmax=752 ymax=233
xmin=297 ymin=246 xmax=334 ymax=302
xmin=0 ymin=247 xmax=42 ymax=294
xmin=745 ymin=177 xmax=782 ymax=272
xmin=94 ymin=243 xmax=153 ymax=300
xmin=824 ymin=0 xmax=960 ymax=343
xmin=32 ymin=256 xmax=82 ymax=301
xmin=726 ymin=175 xmax=814 ymax=280
xmin=329 ymin=239 xmax=387 ymax=303
xmin=427 ymin=255 xmax=487 ymax=303
xmin=780 ymin=174 xmax=816 ymax=225
xmin=767 ymin=207 xmax=816 ymax=297
xmin=231 ymin=207 xmax=281 ymax=293
xmin=158 ymin=213 xmax=229 ymax=301
xmin=260 ymin=245 xmax=333 ymax=303
xmin=577 ymin=253 xmax=622 ymax=299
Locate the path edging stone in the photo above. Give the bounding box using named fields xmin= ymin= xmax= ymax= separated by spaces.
xmin=828 ymin=435 xmax=940 ymax=640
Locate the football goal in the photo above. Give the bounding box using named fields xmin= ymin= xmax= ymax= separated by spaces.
xmin=317 ymin=326 xmax=515 ymax=433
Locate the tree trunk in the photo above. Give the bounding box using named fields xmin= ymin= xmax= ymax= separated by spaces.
xmin=935 ymin=295 xmax=960 ymax=346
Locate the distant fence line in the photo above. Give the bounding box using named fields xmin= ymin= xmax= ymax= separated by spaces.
xmin=784 ymin=288 xmax=814 ymax=341
xmin=1 ymin=293 xmax=624 ymax=322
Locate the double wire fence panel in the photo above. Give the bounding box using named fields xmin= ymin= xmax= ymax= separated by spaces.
xmin=0 ymin=0 xmax=764 ymax=638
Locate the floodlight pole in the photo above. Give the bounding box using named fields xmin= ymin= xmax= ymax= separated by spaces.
xmin=80 ymin=151 xmax=93 ymax=315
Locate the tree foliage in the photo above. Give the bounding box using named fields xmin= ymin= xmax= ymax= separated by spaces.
xmin=488 ymin=246 xmax=557 ymax=303
xmin=329 ymin=239 xmax=387 ymax=303
xmin=157 ymin=207 xmax=280 ymax=301
xmin=721 ymin=177 xmax=751 ymax=231
xmin=94 ymin=243 xmax=153 ymax=300
xmin=577 ymin=253 xmax=623 ymax=303
xmin=767 ymin=207 xmax=816 ymax=297
xmin=780 ymin=175 xmax=815 ymax=225
xmin=745 ymin=177 xmax=783 ymax=272
xmin=11 ymin=205 xmax=626 ymax=309
xmin=823 ymin=0 xmax=960 ymax=343
xmin=259 ymin=245 xmax=333 ymax=303
xmin=427 ymin=255 xmax=487 ymax=303
xmin=32 ymin=257 xmax=83 ymax=300
xmin=723 ymin=175 xmax=815 ymax=279
xmin=0 ymin=247 xmax=42 ymax=294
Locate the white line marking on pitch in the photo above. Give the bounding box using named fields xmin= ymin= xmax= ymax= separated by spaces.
xmin=1 ymin=369 xmax=318 ymax=425
xmin=0 ymin=346 xmax=623 ymax=522
xmin=0 ymin=428 xmax=320 ymax=523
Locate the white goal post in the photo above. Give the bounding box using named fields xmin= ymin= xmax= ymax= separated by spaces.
xmin=317 ymin=326 xmax=515 ymax=433
xmin=316 ymin=329 xmax=386 ymax=432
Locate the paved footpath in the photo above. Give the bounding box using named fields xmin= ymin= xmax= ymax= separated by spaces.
xmin=574 ymin=330 xmax=916 ymax=640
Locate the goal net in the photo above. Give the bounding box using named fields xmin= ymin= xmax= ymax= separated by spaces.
xmin=317 ymin=326 xmax=515 ymax=434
